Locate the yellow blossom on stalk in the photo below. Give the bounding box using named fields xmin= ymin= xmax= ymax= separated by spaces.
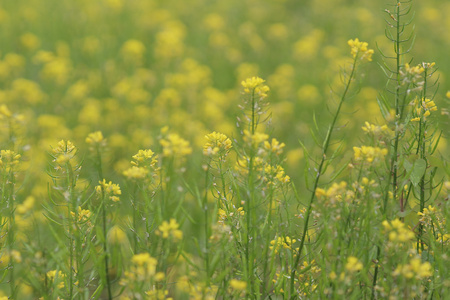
xmin=160 ymin=133 xmax=192 ymax=158
xmin=156 ymin=219 xmax=183 ymax=241
xmin=264 ymin=164 xmax=290 ymax=184
xmin=46 ymin=270 xmax=66 ymax=289
xmin=345 ymin=256 xmax=363 ymax=272
xmin=411 ymin=97 xmax=438 ymax=122
xmin=203 ymin=131 xmax=232 ymax=157
xmin=123 ymin=166 xmax=148 ymax=180
xmin=86 ymin=131 xmax=106 ymax=148
xmin=269 ymin=236 xmax=296 ymax=254
xmin=264 ymin=138 xmax=285 ymax=155
xmin=53 ymin=140 xmax=76 ymax=155
xmin=131 ymin=149 xmax=158 ymax=168
xmin=70 ymin=206 xmax=92 ymax=223
xmin=361 ymin=122 xmax=392 ymax=136
xmin=348 ymin=38 xmax=374 ymax=61
xmin=0 ymin=150 xmax=21 ymax=168
xmin=96 ymin=179 xmax=121 ymax=202
xmin=353 ymin=146 xmax=388 ymax=163
xmin=241 ymin=76 xmax=270 ymax=98
xmin=393 ymin=258 xmax=432 ymax=279
xmin=229 ymin=279 xmax=247 ymax=291
xmin=382 ymin=219 xmax=415 ymax=243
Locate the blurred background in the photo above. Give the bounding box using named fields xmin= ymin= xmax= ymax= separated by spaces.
xmin=0 ymin=0 xmax=448 ymax=193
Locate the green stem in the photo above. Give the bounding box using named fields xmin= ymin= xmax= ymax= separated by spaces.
xmin=289 ymin=55 xmax=358 ymax=298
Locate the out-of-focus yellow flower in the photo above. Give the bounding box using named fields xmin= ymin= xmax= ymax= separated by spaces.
xmin=107 ymin=225 xmax=128 ymax=245
xmin=382 ymin=219 xmax=415 ymax=243
xmin=345 ymin=256 xmax=363 ymax=273
xmin=156 ymin=219 xmax=183 ymax=241
xmin=20 ymin=33 xmax=40 ymax=51
xmin=393 ymin=258 xmax=432 ymax=279
xmin=160 ymin=133 xmax=192 ymax=158
xmin=229 ymin=279 xmax=247 ymax=291
xmin=123 ymin=166 xmax=148 ymax=180
xmin=121 ymin=39 xmax=146 ymax=64
xmin=353 ymin=146 xmax=388 ymax=163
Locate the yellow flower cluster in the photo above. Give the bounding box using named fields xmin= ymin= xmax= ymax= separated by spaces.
xmin=382 ymin=219 xmax=415 ymax=243
xmin=269 ymin=236 xmax=296 ymax=254
xmin=263 ymin=164 xmax=290 ymax=184
xmin=46 ymin=270 xmax=66 ymax=289
xmin=411 ymin=97 xmax=438 ymax=122
xmin=120 ymin=253 xmax=166 ymax=288
xmin=264 ymin=138 xmax=285 ymax=155
xmin=203 ymin=131 xmax=232 ymax=157
xmin=96 ymin=179 xmax=122 ymax=202
xmin=123 ymin=149 xmax=158 ymax=180
xmin=0 ymin=150 xmax=21 ymax=168
xmin=241 ymin=76 xmax=270 ymax=98
xmin=347 ymin=38 xmax=374 ymax=61
xmin=361 ymin=122 xmax=392 ymax=136
xmin=123 ymin=166 xmax=148 ymax=180
xmin=156 ymin=219 xmax=183 ymax=241
xmin=345 ymin=256 xmax=363 ymax=273
xmin=353 ymin=146 xmax=388 ymax=163
xmin=86 ymin=131 xmax=107 ymax=150
xmin=131 ymin=149 xmax=158 ymax=168
xmin=315 ymin=181 xmax=352 ymax=204
xmin=160 ymin=133 xmax=192 ymax=158
xmin=393 ymin=258 xmax=432 ymax=280
xmin=52 ymin=140 xmax=76 ymax=165
xmin=70 ymin=206 xmax=92 ymax=224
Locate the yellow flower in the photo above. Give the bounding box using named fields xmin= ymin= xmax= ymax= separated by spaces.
xmin=160 ymin=133 xmax=192 ymax=159
xmin=382 ymin=219 xmax=415 ymax=243
xmin=229 ymin=279 xmax=247 ymax=291
xmin=241 ymin=76 xmax=270 ymax=98
xmin=121 ymin=39 xmax=146 ymax=64
xmin=131 ymin=149 xmax=158 ymax=168
xmin=345 ymin=256 xmax=363 ymax=272
xmin=123 ymin=166 xmax=148 ymax=180
xmin=156 ymin=219 xmax=183 ymax=241
xmin=46 ymin=270 xmax=66 ymax=289
xmin=86 ymin=131 xmax=105 ymax=146
xmin=203 ymin=132 xmax=232 ymax=157
xmin=353 ymin=146 xmax=388 ymax=163
xmin=347 ymin=38 xmax=374 ymax=61
xmin=393 ymin=258 xmax=432 ymax=279
xmin=96 ymin=179 xmax=121 ymax=202
xmin=263 ymin=138 xmax=286 ymax=155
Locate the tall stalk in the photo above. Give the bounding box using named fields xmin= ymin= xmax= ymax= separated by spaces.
xmin=290 ymin=53 xmax=361 ymax=297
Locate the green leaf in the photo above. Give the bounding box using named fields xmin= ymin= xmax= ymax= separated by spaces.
xmin=404 ymin=158 xmax=427 ymax=186
xmin=410 ymin=158 xmax=426 ymax=186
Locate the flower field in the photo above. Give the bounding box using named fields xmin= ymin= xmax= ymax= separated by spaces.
xmin=0 ymin=0 xmax=449 ymax=299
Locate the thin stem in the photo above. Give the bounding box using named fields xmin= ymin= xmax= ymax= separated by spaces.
xmin=289 ymin=55 xmax=358 ymax=298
